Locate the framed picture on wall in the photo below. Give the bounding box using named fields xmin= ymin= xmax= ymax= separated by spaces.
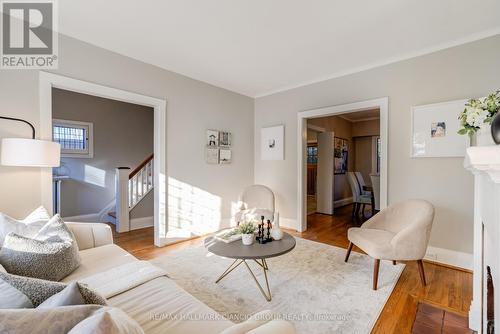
xmin=207 ymin=130 xmax=219 ymax=147
xmin=219 ymin=131 xmax=232 ymax=147
xmin=261 ymin=125 xmax=284 ymax=160
xmin=206 ymin=147 xmax=219 ymax=164
xmin=411 ymin=99 xmax=469 ymax=157
xmin=334 ymin=137 xmax=348 ymax=174
xmin=219 ymin=148 xmax=232 ymax=164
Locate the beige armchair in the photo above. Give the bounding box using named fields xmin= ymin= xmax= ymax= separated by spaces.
xmin=344 ymin=199 xmax=435 ymax=290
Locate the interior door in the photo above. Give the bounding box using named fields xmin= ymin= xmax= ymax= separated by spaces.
xmin=316 ymin=132 xmax=334 ymax=214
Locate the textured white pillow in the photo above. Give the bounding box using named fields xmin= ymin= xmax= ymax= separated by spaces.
xmin=38 ymin=282 xmax=85 ymax=308
xmin=0 ymin=207 xmax=50 ymax=248
xmin=22 ymin=206 xmax=51 ymax=225
xmin=0 ymin=279 xmax=34 ymax=309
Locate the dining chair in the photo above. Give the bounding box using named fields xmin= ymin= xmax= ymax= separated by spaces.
xmin=354 ymin=172 xmax=371 ymax=196
xmin=347 ymin=172 xmax=372 ymax=220
xmin=370 ymin=174 xmax=380 ymax=212
xmin=345 ymin=199 xmax=435 ymax=290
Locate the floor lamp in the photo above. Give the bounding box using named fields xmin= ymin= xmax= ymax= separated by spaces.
xmin=0 ymin=116 xmax=60 ymax=167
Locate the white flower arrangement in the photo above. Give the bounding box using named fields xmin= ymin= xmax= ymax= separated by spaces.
xmin=458 ymin=91 xmax=500 ymax=137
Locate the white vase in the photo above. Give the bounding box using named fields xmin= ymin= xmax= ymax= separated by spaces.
xmin=242 ymin=234 xmax=254 ymax=245
xmin=271 ymin=220 xmax=283 ymax=241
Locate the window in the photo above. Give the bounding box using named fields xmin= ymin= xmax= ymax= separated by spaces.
xmin=53 ymin=119 xmax=93 ymax=158
xmin=307 ymin=145 xmax=318 ymax=164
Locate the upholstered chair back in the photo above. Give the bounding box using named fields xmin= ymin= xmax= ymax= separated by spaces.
xmin=361 ymin=199 xmax=435 ymax=260
xmin=239 ymin=185 xmax=275 ymax=212
xmin=370 ymin=174 xmax=380 ymax=211
xmin=347 ymin=172 xmax=361 ymax=202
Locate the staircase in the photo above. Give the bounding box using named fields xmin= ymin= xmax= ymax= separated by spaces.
xmin=110 ymin=154 xmax=154 ymax=232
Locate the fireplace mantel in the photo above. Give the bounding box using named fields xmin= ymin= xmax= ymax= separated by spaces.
xmin=464 ymin=145 xmax=500 ymax=182
xmin=465 ymin=145 xmax=500 ymax=333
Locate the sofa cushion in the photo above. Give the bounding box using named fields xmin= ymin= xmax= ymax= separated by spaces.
xmin=109 ymin=276 xmax=233 ymax=334
xmin=0 ymin=215 xmax=81 ymax=281
xmin=62 ymin=244 xmax=137 ymax=282
xmin=0 ymin=206 xmax=50 ymax=248
xmin=0 ymin=278 xmax=34 ymax=309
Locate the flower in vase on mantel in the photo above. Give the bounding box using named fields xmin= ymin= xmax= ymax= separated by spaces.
xmin=458 ymin=91 xmax=500 ymax=138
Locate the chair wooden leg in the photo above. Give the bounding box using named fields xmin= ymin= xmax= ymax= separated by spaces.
xmin=345 ymin=242 xmax=353 ymax=262
xmin=351 ymin=203 xmax=357 ymax=218
xmin=373 ymin=259 xmax=380 ymax=290
xmin=361 ymin=204 xmax=366 ymax=218
xmin=392 ymin=260 xmax=396 ymax=265
xmin=417 ymin=260 xmax=427 ymax=286
xmin=354 ymin=203 xmax=360 ymax=218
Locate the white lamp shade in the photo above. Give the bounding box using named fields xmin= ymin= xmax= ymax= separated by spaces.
xmin=1 ymin=138 xmax=61 ymax=167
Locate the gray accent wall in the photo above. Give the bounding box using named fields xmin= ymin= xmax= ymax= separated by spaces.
xmin=0 ymin=34 xmax=254 ymax=229
xmin=254 ymin=35 xmax=500 ymax=254
xmin=52 ymin=88 xmax=154 ymax=217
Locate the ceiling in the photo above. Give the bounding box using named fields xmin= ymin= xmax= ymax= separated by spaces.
xmin=58 ymin=1 xmax=500 ymax=97
xmin=339 ymin=109 xmax=380 ymax=122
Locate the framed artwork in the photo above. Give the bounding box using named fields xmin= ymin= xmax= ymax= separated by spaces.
xmin=206 ymin=147 xmax=219 ymax=164
xmin=261 ymin=125 xmax=284 ymax=160
xmin=411 ymin=99 xmax=468 ymax=157
xmin=207 ymin=130 xmax=219 ymax=147
xmin=219 ymin=131 xmax=232 ymax=147
xmin=219 ymin=148 xmax=232 ymax=164
xmin=334 ymin=137 xmax=348 ymax=174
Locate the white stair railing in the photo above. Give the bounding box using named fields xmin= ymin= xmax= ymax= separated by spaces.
xmin=115 ymin=154 xmax=154 ymax=233
xmin=128 ymin=155 xmax=154 ymax=210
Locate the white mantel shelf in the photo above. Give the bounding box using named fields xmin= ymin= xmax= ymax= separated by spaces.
xmin=465 ymin=144 xmax=500 ymax=334
xmin=464 ymin=145 xmax=500 ymax=183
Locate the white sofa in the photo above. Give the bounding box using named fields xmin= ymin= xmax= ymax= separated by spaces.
xmin=64 ymin=222 xmax=295 ymax=334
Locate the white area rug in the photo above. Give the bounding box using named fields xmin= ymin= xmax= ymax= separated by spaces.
xmin=150 ymin=237 xmax=404 ymax=334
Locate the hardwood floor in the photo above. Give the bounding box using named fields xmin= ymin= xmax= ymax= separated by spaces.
xmin=108 ymin=204 xmax=472 ymax=334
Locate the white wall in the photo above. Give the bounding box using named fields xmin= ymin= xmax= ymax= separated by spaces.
xmin=254 ymin=35 xmax=500 ymax=254
xmin=0 ymin=34 xmax=254 ymax=232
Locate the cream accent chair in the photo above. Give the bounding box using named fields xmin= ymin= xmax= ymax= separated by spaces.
xmin=234 ymin=185 xmax=279 ymax=224
xmin=344 ymin=199 xmax=435 ymax=290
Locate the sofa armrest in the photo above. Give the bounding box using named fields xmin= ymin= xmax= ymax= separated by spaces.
xmin=220 ymin=310 xmax=295 ymax=334
xmin=65 ymin=222 xmax=114 ymax=251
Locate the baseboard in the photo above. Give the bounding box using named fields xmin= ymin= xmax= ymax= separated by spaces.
xmin=62 ymin=213 xmax=100 ymax=223
xmin=334 ymin=197 xmax=353 ymax=208
xmin=130 ymin=216 xmax=154 ymax=230
xmin=424 ymin=246 xmax=473 ymax=271
xmin=279 ymin=217 xmax=298 ymax=231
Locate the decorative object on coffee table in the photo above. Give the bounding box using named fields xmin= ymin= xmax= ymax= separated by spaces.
xmin=204 ymin=232 xmax=296 ymax=301
xmin=237 ymin=222 xmax=256 ymax=246
xmin=271 ymin=220 xmax=283 ymax=241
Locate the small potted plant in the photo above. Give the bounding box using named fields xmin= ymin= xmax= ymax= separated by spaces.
xmin=238 ymin=221 xmax=256 ymax=245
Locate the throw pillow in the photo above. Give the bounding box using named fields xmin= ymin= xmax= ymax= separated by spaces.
xmin=68 ymin=307 xmax=145 ymax=334
xmin=0 ymin=279 xmax=34 ymax=309
xmin=0 ymin=206 xmax=50 ymax=248
xmin=0 ymin=272 xmax=107 ymax=307
xmin=38 ymin=282 xmax=85 ymax=308
xmin=0 ymin=304 xmax=105 ymax=334
xmin=0 ymin=215 xmax=81 ymax=281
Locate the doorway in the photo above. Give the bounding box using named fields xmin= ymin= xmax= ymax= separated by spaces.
xmin=39 ymin=72 xmax=168 ymax=247
xmin=297 ymin=98 xmax=388 ymax=232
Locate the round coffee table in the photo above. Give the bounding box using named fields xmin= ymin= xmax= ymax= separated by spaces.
xmin=204 ymin=232 xmax=296 ymax=302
